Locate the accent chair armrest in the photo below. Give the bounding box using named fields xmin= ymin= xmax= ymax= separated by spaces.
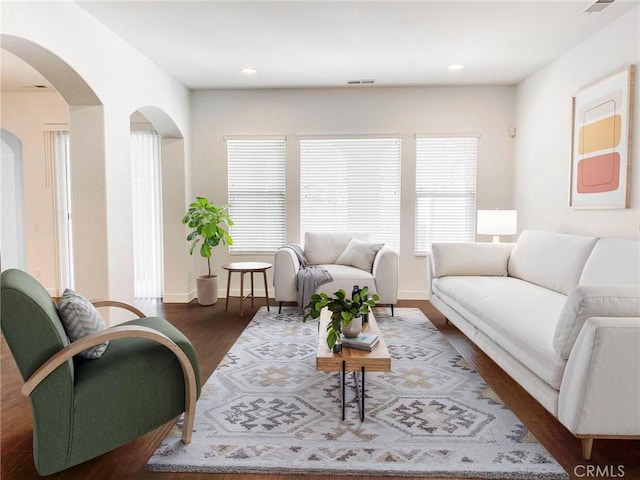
xmin=273 ymin=245 xmax=302 ymax=303
xmin=22 ymin=325 xmax=198 ymax=444
xmin=372 ymin=245 xmax=399 ymax=305
xmin=90 ymin=299 xmax=146 ymax=318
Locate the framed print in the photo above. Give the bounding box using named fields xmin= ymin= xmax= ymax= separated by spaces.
xmin=570 ymin=65 xmax=635 ymax=208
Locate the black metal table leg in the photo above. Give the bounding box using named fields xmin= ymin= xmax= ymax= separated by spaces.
xmin=341 ymin=360 xmax=346 ymax=421
xmin=352 ymin=366 xmax=366 ymax=421
xmin=362 ymin=366 xmax=365 ymax=421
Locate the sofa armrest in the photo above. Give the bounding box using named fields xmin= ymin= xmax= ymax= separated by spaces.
xmin=430 ymin=242 xmax=515 ymax=279
xmin=273 ymin=245 xmax=301 ymax=303
xmin=372 ymin=245 xmax=399 ymax=305
xmin=554 ymin=285 xmax=640 ymax=359
xmin=558 ymin=317 xmax=640 ymax=437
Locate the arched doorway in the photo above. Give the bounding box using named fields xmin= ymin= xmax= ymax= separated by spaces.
xmin=1 ymin=35 xmax=107 ymax=299
xmin=130 ymin=106 xmax=186 ymax=301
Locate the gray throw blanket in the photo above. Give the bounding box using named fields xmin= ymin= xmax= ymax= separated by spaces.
xmin=286 ymin=244 xmax=333 ymax=311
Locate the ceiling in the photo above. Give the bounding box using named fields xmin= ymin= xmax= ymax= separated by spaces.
xmin=1 ymin=49 xmax=56 ymax=92
xmin=2 ymin=1 xmax=639 ymax=92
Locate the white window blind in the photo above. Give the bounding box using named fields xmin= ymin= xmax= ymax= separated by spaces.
xmin=227 ymin=138 xmax=286 ymax=253
xmin=300 ymin=137 xmax=401 ymax=251
xmin=131 ymin=130 xmax=164 ymax=298
xmin=415 ymin=136 xmax=477 ymax=254
xmin=44 ymin=130 xmax=74 ymax=291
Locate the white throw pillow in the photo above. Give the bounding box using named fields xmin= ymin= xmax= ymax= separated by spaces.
xmin=431 ymin=242 xmax=513 ymax=278
xmin=335 ymin=238 xmax=384 ymax=272
xmin=57 ymin=289 xmax=109 ymax=359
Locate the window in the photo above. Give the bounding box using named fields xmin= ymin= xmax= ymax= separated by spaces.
xmin=415 ymin=135 xmax=478 ymax=254
xmin=227 ymin=137 xmax=286 ymax=253
xmin=300 ymin=137 xmax=401 ymax=250
xmin=131 ymin=130 xmax=164 ymax=298
xmin=45 ymin=129 xmax=74 ymax=291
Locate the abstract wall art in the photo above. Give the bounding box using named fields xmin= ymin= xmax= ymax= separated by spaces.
xmin=570 ymin=65 xmax=635 ymax=208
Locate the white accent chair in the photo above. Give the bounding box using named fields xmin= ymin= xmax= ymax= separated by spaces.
xmin=273 ymin=232 xmax=399 ymax=314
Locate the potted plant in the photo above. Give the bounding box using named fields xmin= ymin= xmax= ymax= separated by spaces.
xmin=182 ymin=196 xmax=233 ymax=306
xmin=303 ymin=288 xmax=379 ymax=351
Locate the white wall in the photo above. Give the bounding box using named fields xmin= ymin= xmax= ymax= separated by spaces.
xmin=191 ymin=86 xmax=516 ymax=299
xmin=2 ymin=2 xmax=192 ymax=310
xmin=515 ymin=6 xmax=640 ymax=239
xmin=1 ymin=131 xmax=26 ymax=272
xmin=1 ymin=92 xmax=69 ymax=293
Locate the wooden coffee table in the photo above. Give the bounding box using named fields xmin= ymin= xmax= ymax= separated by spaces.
xmin=316 ymin=308 xmax=391 ymax=421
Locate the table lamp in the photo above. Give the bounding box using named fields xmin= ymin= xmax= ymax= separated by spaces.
xmin=477 ymin=210 xmax=517 ymax=243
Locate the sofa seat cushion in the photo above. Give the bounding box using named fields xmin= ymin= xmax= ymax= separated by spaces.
xmin=316 ymin=264 xmax=378 ymax=296
xmin=433 ymin=276 xmax=567 ymax=389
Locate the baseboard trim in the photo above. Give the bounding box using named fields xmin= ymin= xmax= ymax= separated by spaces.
xmin=163 ymin=290 xmax=197 ymax=303
xmin=163 ymin=289 xmax=430 ymax=303
xmin=398 ymin=290 xmax=429 ymax=300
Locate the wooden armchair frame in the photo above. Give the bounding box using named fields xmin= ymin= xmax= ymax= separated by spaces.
xmin=20 ymin=300 xmax=197 ymax=444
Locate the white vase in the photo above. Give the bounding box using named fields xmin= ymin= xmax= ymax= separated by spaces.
xmin=342 ymin=315 xmax=362 ymax=338
xmin=196 ymin=275 xmax=218 ymax=306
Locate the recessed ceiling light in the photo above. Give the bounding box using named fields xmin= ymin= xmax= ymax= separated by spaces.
xmin=241 ymin=67 xmax=257 ymax=75
xmin=448 ymin=64 xmax=464 ymax=71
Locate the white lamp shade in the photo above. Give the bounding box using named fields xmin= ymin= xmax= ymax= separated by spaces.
xmin=477 ymin=210 xmax=517 ymax=235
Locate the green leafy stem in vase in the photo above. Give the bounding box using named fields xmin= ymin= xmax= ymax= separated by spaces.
xmin=303 ymin=288 xmax=379 ymax=350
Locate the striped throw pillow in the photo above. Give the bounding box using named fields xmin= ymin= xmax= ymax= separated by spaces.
xmin=58 ymin=289 xmax=109 ymax=359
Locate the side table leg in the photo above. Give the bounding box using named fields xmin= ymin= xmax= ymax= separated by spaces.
xmin=224 ymin=271 xmax=232 ymax=312
xmin=250 ymin=272 xmax=255 ymax=307
xmin=239 ymin=272 xmax=245 ymax=317
xmin=263 ymin=269 xmax=270 ymax=311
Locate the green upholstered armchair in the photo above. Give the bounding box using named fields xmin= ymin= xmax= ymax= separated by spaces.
xmin=0 ymin=269 xmax=201 ymax=476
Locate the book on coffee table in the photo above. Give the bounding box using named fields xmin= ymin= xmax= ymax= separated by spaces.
xmin=341 ymin=332 xmax=380 ymax=351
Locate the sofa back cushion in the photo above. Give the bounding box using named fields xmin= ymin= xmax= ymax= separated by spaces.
xmin=304 ymin=232 xmax=370 ymax=265
xmin=579 ymin=238 xmax=640 ymax=286
xmin=508 ymin=230 xmax=597 ymax=295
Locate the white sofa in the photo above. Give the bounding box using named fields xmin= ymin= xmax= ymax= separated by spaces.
xmin=428 ymin=230 xmax=640 ymax=459
xmin=274 ymin=232 xmax=399 ymax=313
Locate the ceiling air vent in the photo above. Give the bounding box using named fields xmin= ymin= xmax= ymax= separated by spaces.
xmin=347 ymin=79 xmax=375 ymax=85
xmin=582 ymin=0 xmax=615 ymax=14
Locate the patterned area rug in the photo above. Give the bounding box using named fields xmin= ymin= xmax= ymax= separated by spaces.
xmin=146 ymin=307 xmax=568 ymax=479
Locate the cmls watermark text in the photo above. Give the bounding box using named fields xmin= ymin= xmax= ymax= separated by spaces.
xmin=574 ymin=465 xmax=625 ymax=478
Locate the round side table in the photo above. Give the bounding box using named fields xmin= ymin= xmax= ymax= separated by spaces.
xmin=221 ymin=262 xmax=272 ymax=317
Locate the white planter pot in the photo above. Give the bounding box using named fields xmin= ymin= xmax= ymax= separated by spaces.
xmin=342 ymin=315 xmax=363 ymax=338
xmin=196 ymin=275 xmax=218 ymax=306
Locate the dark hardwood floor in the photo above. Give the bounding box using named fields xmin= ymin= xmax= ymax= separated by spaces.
xmin=2 ymin=299 xmax=638 ymax=479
